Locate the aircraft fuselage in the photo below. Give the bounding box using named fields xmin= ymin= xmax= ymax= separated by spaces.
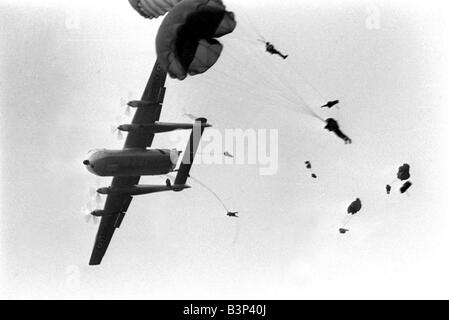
xmin=83 ymin=148 xmax=178 ymax=177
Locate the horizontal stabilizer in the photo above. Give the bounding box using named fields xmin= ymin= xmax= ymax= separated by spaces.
xmin=117 ymin=121 xmax=211 ymax=134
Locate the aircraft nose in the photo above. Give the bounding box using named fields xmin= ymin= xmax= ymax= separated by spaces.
xmin=83 ymin=160 xmax=90 ymax=166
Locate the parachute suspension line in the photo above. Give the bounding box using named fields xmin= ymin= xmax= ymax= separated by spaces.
xmin=227 ymin=31 xmax=261 ymax=46
xmin=186 ymin=173 xmax=240 ymax=247
xmin=239 ymin=11 xmax=266 ymax=43
xmin=234 ymin=22 xmax=327 ymax=122
xmin=162 ymin=174 xmax=230 ymax=212
xmin=196 ymin=64 xmax=280 ymax=106
xmin=162 ymin=174 xmax=239 ymax=245
xmin=237 ymin=17 xmax=328 ymax=110
xmin=342 ymin=214 xmax=353 ymax=228
xmin=223 ymin=30 xmax=286 ymax=96
xmin=262 ymin=53 xmax=326 ymax=122
xmin=228 ymin=40 xmax=319 ymax=118
xmin=204 ymin=67 xmax=293 ymax=108
xmin=261 ymin=52 xmax=322 ymax=120
xmin=212 ymin=60 xmax=263 ymax=93
xmin=213 ymin=51 xmax=303 ymax=109
xmin=222 ymin=43 xmax=304 ymax=108
xmin=285 ymin=58 xmax=327 ymax=102
xmin=188 ymin=175 xmax=230 ymax=213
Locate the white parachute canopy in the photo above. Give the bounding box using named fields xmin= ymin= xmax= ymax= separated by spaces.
xmin=128 ymin=0 xmax=183 ymax=19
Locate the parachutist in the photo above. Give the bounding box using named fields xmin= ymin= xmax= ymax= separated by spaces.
xmin=386 ymin=184 xmax=391 ymax=194
xmin=265 ymin=42 xmax=288 ymax=59
xmin=321 ymin=100 xmax=340 ymax=108
xmin=305 ymin=161 xmax=317 ymax=178
xmin=400 ymin=181 xmax=412 ymax=194
xmin=324 ymin=118 xmax=352 ymax=144
xmin=227 ymin=211 xmax=239 ymax=218
xmin=339 ymin=228 xmax=349 ymax=234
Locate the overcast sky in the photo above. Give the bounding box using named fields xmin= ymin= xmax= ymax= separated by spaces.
xmin=1 ymin=0 xmax=449 ymax=299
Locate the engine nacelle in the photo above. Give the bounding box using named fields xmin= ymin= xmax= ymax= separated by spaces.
xmin=91 ymin=209 xmax=111 ymax=217
xmin=127 ymin=100 xmax=159 ymax=108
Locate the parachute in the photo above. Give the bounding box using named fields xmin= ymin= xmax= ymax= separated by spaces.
xmin=397 ymin=163 xmax=411 ymax=181
xmin=305 ymin=161 xmax=312 ymax=169
xmin=347 ymin=198 xmax=362 ymax=215
xmin=155 ymin=0 xmax=237 ymax=80
xmin=128 ymin=0 xmax=183 ymax=19
xmin=340 ymin=198 xmax=362 ymax=232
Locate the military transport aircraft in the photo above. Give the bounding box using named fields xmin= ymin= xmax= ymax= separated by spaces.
xmin=83 ymin=60 xmax=210 ymax=265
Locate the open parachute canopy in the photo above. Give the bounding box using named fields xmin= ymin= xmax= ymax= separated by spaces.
xmin=397 ymin=163 xmax=411 ymax=181
xmin=155 ymin=0 xmax=236 ymax=80
xmin=128 ymin=0 xmax=183 ymax=19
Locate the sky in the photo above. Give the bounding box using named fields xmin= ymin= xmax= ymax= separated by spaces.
xmin=1 ymin=0 xmax=449 ymax=299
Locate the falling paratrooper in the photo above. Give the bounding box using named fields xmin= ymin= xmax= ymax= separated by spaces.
xmin=386 ymin=163 xmax=412 ymax=194
xmin=324 ymin=118 xmax=352 ymax=144
xmin=265 ymin=42 xmax=288 ymax=59
xmin=321 ymin=100 xmax=340 ymax=109
xmin=305 ymin=161 xmax=317 ymax=178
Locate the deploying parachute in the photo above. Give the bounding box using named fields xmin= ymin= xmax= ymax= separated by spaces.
xmin=156 ymin=0 xmax=236 ymax=80
xmin=305 ymin=161 xmax=317 ymax=178
xmin=397 ymin=163 xmax=411 ymax=181
xmin=128 ymin=0 xmax=183 ymax=19
xmin=339 ymin=198 xmax=362 ymax=234
xmin=347 ymin=198 xmax=362 ymax=215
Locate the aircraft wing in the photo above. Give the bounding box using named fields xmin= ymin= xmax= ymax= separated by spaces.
xmin=124 ymin=60 xmax=167 ymax=149
xmin=89 ymin=176 xmax=139 ymax=265
xmin=89 ymin=60 xmax=167 ymax=265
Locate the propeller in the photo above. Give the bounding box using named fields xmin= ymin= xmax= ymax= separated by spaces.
xmin=120 ymin=92 xmax=134 ymax=118
xmin=182 ymin=107 xmax=199 ymax=121
xmin=81 ymin=203 xmax=99 ymax=224
xmin=82 ymin=179 xmax=104 ymax=224
xmin=110 ymin=116 xmax=124 ymax=140
xmin=89 ymin=186 xmax=102 ymax=204
xmin=120 ymin=97 xmax=131 ymax=118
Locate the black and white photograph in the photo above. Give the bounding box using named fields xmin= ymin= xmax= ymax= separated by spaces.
xmin=1 ymin=0 xmax=449 ymax=303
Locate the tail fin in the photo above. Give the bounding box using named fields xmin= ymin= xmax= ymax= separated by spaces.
xmin=174 ymin=118 xmax=209 ymax=187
